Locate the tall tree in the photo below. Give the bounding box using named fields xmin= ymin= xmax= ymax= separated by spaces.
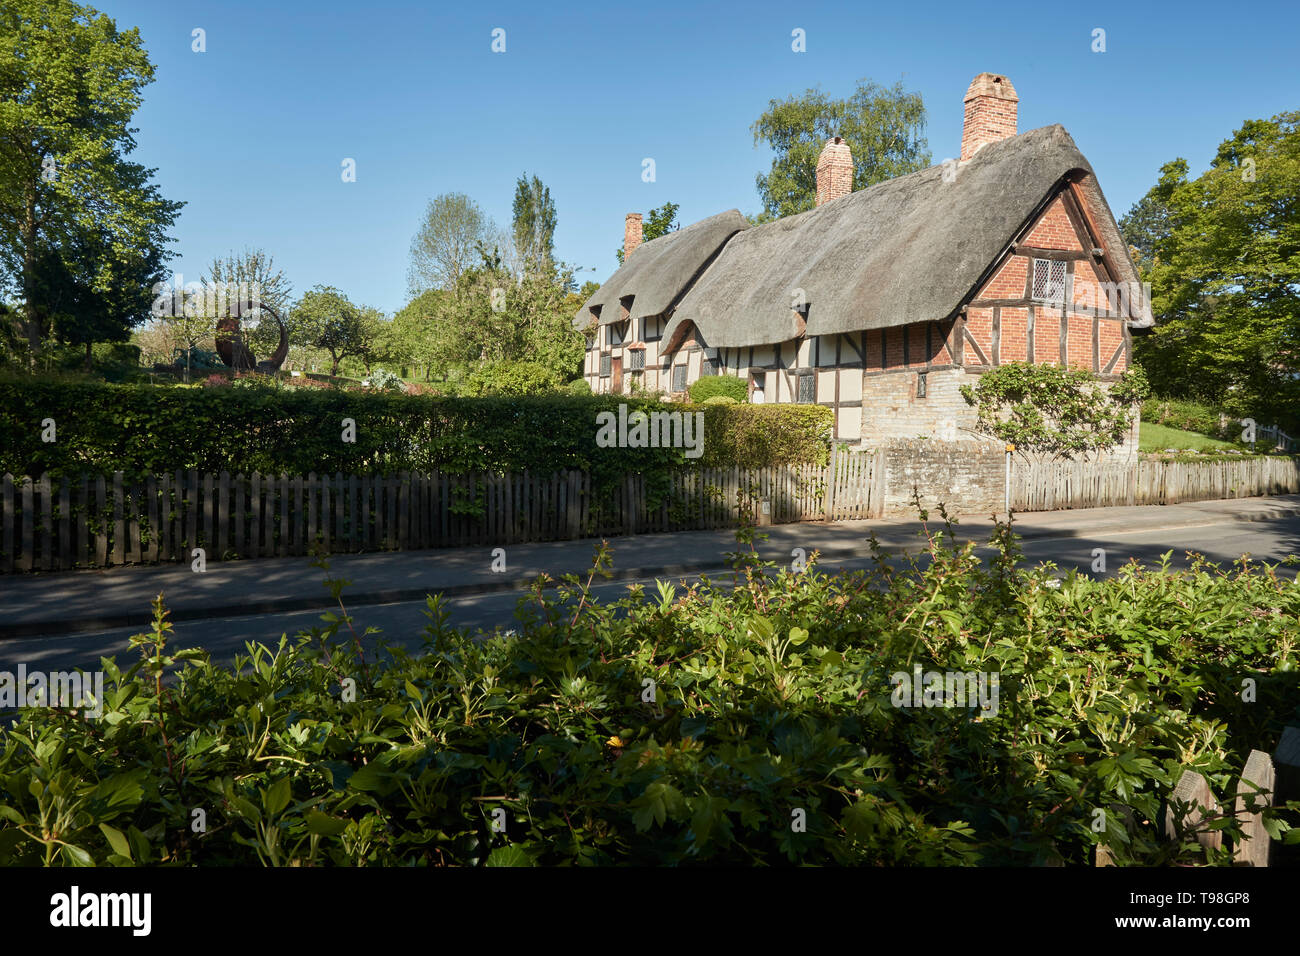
xmin=36 ymin=220 xmax=163 ymax=369
xmin=1118 ymin=191 xmax=1173 ymax=277
xmin=1129 ymin=111 xmax=1300 ymax=427
xmin=0 ymin=0 xmax=182 ymax=358
xmin=750 ymin=79 xmax=930 ymax=221
xmin=424 ymin=263 xmax=583 ymax=380
xmin=616 ymin=201 xmax=679 ymax=265
xmin=407 ymin=193 xmax=493 ymax=294
xmin=294 ymin=285 xmax=367 ymax=376
xmin=386 ymin=289 xmax=448 ymax=380
xmin=511 ymin=173 xmax=556 ymax=275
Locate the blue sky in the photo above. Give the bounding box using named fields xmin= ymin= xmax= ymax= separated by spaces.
xmin=112 ymin=0 xmax=1299 ymax=315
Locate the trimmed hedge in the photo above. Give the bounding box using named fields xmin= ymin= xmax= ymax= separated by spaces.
xmin=0 ymin=381 xmax=831 ymax=484
xmin=689 ymin=374 xmax=748 ymax=403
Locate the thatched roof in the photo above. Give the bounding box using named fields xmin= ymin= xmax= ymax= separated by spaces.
xmin=659 ymin=124 xmax=1153 ymax=350
xmin=572 ymin=209 xmax=749 ymax=329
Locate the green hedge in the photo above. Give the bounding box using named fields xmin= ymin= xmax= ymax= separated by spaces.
xmin=0 ymin=381 xmax=831 ymax=484
xmin=689 ymin=374 xmax=748 ymax=403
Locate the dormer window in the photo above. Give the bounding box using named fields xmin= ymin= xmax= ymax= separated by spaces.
xmin=1031 ymin=258 xmax=1068 ymax=305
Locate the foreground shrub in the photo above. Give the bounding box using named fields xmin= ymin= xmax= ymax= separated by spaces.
xmin=2 ymin=516 xmax=1296 ymax=866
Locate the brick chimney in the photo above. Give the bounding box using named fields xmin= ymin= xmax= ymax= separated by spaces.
xmin=961 ymin=73 xmax=1018 ymax=160
xmin=624 ymin=213 xmax=643 ymax=258
xmin=815 ymin=136 xmax=853 ymax=206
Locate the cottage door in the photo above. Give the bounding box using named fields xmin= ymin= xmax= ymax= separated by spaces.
xmin=611 ymin=356 xmax=624 ymax=393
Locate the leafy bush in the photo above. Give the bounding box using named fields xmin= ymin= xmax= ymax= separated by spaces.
xmin=464 ymin=361 xmax=566 ymax=396
xmin=689 ymin=374 xmax=748 ymax=403
xmin=702 ymin=395 xmax=737 ymax=405
xmin=692 ymin=402 xmax=831 ymax=468
xmin=567 ymin=378 xmax=591 ymax=395
xmin=366 ymin=368 xmax=405 ymax=392
xmin=1141 ymin=397 xmax=1230 ymax=438
xmin=2 ymin=517 xmax=1296 ymax=866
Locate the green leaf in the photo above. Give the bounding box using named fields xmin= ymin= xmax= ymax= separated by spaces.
xmin=485 ymin=845 xmax=534 ymax=867
xmin=98 ymin=823 xmax=132 ymax=860
xmin=305 ymin=811 xmax=350 ymax=837
xmin=263 ymin=777 xmax=292 ymax=817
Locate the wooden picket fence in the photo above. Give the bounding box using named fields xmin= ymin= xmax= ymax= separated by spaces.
xmin=1010 ymin=456 xmax=1300 ymax=512
xmin=0 ymin=453 xmax=882 ymax=573
xmin=1096 ymin=726 xmax=1300 ymax=867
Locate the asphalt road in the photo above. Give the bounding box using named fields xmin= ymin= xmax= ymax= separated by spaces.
xmin=4 ymin=514 xmax=1298 ymax=672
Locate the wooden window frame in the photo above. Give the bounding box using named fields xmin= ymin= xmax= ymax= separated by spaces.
xmin=796 ymin=369 xmax=815 ymax=403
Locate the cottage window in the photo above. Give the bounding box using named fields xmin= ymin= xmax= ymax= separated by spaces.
xmin=1031 ymin=258 xmax=1068 ymax=304
xmin=600 ymin=354 xmax=612 ymax=377
xmin=797 ymin=370 xmax=815 ymax=403
xmin=916 ymin=371 xmax=928 ymax=398
xmin=701 ymin=357 xmax=719 ymax=376
xmin=629 ymin=348 xmax=646 ymax=371
xmin=672 ymin=363 xmax=688 ymax=393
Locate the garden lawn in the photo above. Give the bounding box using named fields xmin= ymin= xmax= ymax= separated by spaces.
xmin=1140 ymin=421 xmax=1239 ymax=453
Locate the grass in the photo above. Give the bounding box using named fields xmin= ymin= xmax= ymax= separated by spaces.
xmin=1139 ymin=421 xmax=1239 ymax=453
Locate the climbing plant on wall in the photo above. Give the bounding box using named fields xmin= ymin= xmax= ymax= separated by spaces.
xmin=960 ymin=362 xmax=1150 ymax=458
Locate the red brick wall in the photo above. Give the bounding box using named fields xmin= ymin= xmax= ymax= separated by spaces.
xmin=966 ymin=307 xmax=993 ymax=362
xmin=982 ymin=254 xmax=1027 ymax=298
xmin=1099 ymin=318 xmax=1126 ymax=372
xmin=1034 ymin=312 xmax=1059 ymax=365
xmin=1022 ymin=197 xmax=1081 ymax=249
xmin=1000 ymin=306 xmax=1028 ymax=362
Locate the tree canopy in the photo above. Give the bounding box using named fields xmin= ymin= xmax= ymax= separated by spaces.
xmin=0 ymin=0 xmax=182 ymax=359
xmin=1124 ymin=111 xmax=1300 ymax=427
xmin=294 ymin=286 xmax=369 ymax=376
xmin=407 ymin=193 xmax=493 ymax=294
xmin=617 ymin=202 xmax=679 ymax=265
xmin=750 ymin=78 xmax=930 ymax=221
xmin=512 ymin=173 xmax=556 ymax=276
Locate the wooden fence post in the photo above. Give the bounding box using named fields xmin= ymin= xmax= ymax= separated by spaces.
xmin=824 ymin=443 xmax=839 ymax=521
xmin=1 ymin=474 xmax=12 ymax=574
xmin=58 ymin=476 xmax=71 ymax=570
xmin=1232 ymin=750 xmax=1275 ymax=867
xmin=1162 ymin=769 xmax=1222 ymax=852
xmin=95 ymin=475 xmax=107 ymax=566
xmin=111 ymin=472 xmax=125 ymax=566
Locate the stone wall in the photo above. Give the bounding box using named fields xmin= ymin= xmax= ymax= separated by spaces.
xmin=860 ymin=367 xmax=985 ymax=442
xmin=877 ymin=438 xmax=1007 ymax=516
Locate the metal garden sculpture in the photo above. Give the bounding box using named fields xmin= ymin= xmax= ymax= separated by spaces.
xmin=214 ymin=301 xmax=290 ymax=373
